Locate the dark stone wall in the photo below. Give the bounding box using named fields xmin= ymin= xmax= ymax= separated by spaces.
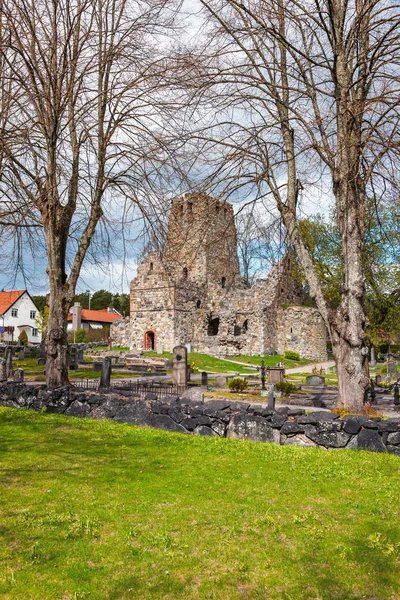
xmin=1 ymin=383 xmax=399 ymax=455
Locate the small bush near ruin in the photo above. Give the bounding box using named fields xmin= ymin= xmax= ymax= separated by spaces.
xmin=275 ymin=381 xmax=298 ymax=395
xmin=228 ymin=377 xmax=249 ymax=392
xmin=284 ymin=350 xmax=301 ymax=361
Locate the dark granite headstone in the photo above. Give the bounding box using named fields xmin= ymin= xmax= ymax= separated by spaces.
xmin=201 ymin=371 xmax=208 ymax=387
xmin=100 ymin=357 xmax=111 ymax=388
xmin=5 ymin=347 xmax=13 ymax=378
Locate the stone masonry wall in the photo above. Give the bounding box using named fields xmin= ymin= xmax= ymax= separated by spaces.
xmin=1 ymin=383 xmax=399 ymax=455
xmin=276 ymin=306 xmax=328 ymax=361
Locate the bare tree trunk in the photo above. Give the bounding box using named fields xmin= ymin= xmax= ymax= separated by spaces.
xmin=46 ymin=288 xmax=69 ymax=388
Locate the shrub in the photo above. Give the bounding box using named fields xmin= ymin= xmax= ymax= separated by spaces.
xmin=18 ymin=330 xmax=28 ymax=345
xmin=74 ymin=328 xmax=89 ymax=343
xmin=275 ymin=381 xmax=298 ymax=395
xmin=228 ymin=378 xmax=248 ymax=392
xmin=284 ymin=350 xmax=300 ymax=361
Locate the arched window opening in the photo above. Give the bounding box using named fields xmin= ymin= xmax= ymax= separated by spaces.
xmin=215 ymin=202 xmax=220 ymax=213
xmin=183 ymin=267 xmax=188 ymax=279
xmin=179 ymin=204 xmax=184 ymax=215
xmin=187 ymin=202 xmax=193 ymax=214
xmin=149 ymin=262 xmax=153 ymax=272
xmin=207 ymin=317 xmax=220 ymax=336
xmin=234 ymin=325 xmax=241 ymax=336
xmin=224 ymin=207 xmax=227 ymax=219
xmin=221 ymin=277 xmax=226 ymax=288
xmin=196 ymin=300 xmax=201 ymax=309
xmin=242 ymin=319 xmax=248 ymax=332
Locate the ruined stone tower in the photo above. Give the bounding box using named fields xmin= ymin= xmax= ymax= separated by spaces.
xmin=115 ymin=193 xmax=328 ymax=360
xmin=165 ymin=194 xmax=241 ymax=289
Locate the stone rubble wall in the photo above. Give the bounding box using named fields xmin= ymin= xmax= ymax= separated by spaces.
xmin=1 ymin=383 xmax=399 ymax=455
xmin=276 ymin=306 xmax=328 ymax=361
xmin=110 ymin=318 xmax=131 ymax=348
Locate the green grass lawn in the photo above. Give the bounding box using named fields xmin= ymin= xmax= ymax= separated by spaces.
xmin=144 ymin=351 xmax=256 ymax=373
xmin=1 ymin=409 xmax=400 ymax=600
xmin=231 ymin=354 xmax=313 ymax=369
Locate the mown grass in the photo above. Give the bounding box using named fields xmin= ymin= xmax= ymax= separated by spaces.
xmin=231 ymin=354 xmax=312 ymax=369
xmin=1 ymin=408 xmax=400 ymax=600
xmin=144 ymin=351 xmax=256 ymax=373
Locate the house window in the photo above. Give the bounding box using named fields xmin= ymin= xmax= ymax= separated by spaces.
xmin=30 ymin=310 xmax=36 ymax=319
xmin=32 ymin=328 xmax=38 ymax=337
xmin=11 ymin=308 xmax=18 ymax=317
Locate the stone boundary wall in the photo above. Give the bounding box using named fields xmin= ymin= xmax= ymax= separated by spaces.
xmin=1 ymin=383 xmax=399 ymax=455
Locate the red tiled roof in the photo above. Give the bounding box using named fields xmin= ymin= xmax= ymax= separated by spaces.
xmin=0 ymin=290 xmax=25 ymax=315
xmin=67 ymin=309 xmax=122 ymax=324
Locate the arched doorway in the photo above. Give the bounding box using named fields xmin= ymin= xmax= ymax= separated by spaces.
xmin=144 ymin=330 xmax=155 ymax=350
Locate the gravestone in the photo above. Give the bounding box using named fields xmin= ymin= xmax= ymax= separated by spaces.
xmin=5 ymin=347 xmax=13 ymax=378
xmin=306 ymin=375 xmax=325 ymax=386
xmin=325 ymin=367 xmax=330 ymax=374
xmin=201 ymin=371 xmax=208 ymax=387
xmin=18 ymin=347 xmax=25 ymax=360
xmin=99 ymin=357 xmax=111 ymax=388
xmin=216 ymin=375 xmax=227 ymax=388
xmin=37 ymin=358 xmax=45 ymax=366
xmin=93 ymin=361 xmax=103 ymax=371
xmin=0 ymin=358 xmax=6 ymax=382
xmin=375 ymin=374 xmax=382 ymax=385
xmin=370 ymin=347 xmax=377 ymax=368
xmin=267 ymin=367 xmax=285 ymax=384
xmin=156 ymin=344 xmax=164 ymax=355
xmin=107 ymin=336 xmax=113 ymax=351
xmin=77 ymin=347 xmax=84 ymax=363
xmin=172 ymin=346 xmax=188 ymax=387
xmin=394 ymin=383 xmax=400 ymax=406
xmin=69 ymin=347 xmax=79 ymax=371
xmin=387 ymin=360 xmax=397 ymax=380
xmin=13 ymin=368 xmax=24 ymax=383
xmin=268 ymin=384 xmax=275 ymax=409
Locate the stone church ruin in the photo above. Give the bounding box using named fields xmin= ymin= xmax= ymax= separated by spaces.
xmin=112 ymin=193 xmax=328 ymax=361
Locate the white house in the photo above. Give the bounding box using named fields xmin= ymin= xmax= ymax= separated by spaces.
xmin=0 ymin=290 xmax=42 ymax=344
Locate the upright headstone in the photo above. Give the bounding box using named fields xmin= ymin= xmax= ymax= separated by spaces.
xmin=375 ymin=374 xmax=382 ymax=385
xmin=260 ymin=360 xmax=266 ymax=391
xmin=5 ymin=346 xmax=13 ymax=378
xmin=77 ymin=347 xmax=84 ymax=363
xmin=394 ymin=383 xmax=400 ymax=406
xmin=267 ymin=367 xmax=285 ymax=384
xmin=370 ymin=347 xmax=377 ymax=368
xmin=172 ymin=345 xmax=188 ymax=387
xmin=156 ymin=344 xmax=164 ymax=355
xmin=107 ymin=336 xmax=113 ymax=351
xmin=216 ymin=375 xmax=227 ymax=388
xmin=100 ymin=357 xmax=111 ymax=388
xmin=201 ymin=371 xmax=208 ymax=388
xmin=306 ymin=375 xmax=325 ymax=386
xmin=69 ymin=347 xmax=78 ymax=371
xmin=268 ymin=384 xmax=275 ymax=410
xmin=387 ymin=360 xmax=397 ymax=380
xmin=18 ymin=347 xmax=25 ymax=360
xmin=0 ymin=358 xmax=6 ymax=382
xmin=13 ymin=368 xmax=24 ymax=383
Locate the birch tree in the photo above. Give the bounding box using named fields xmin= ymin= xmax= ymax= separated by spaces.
xmin=0 ymin=0 xmax=179 ymax=387
xmin=183 ymin=0 xmax=400 ymax=411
